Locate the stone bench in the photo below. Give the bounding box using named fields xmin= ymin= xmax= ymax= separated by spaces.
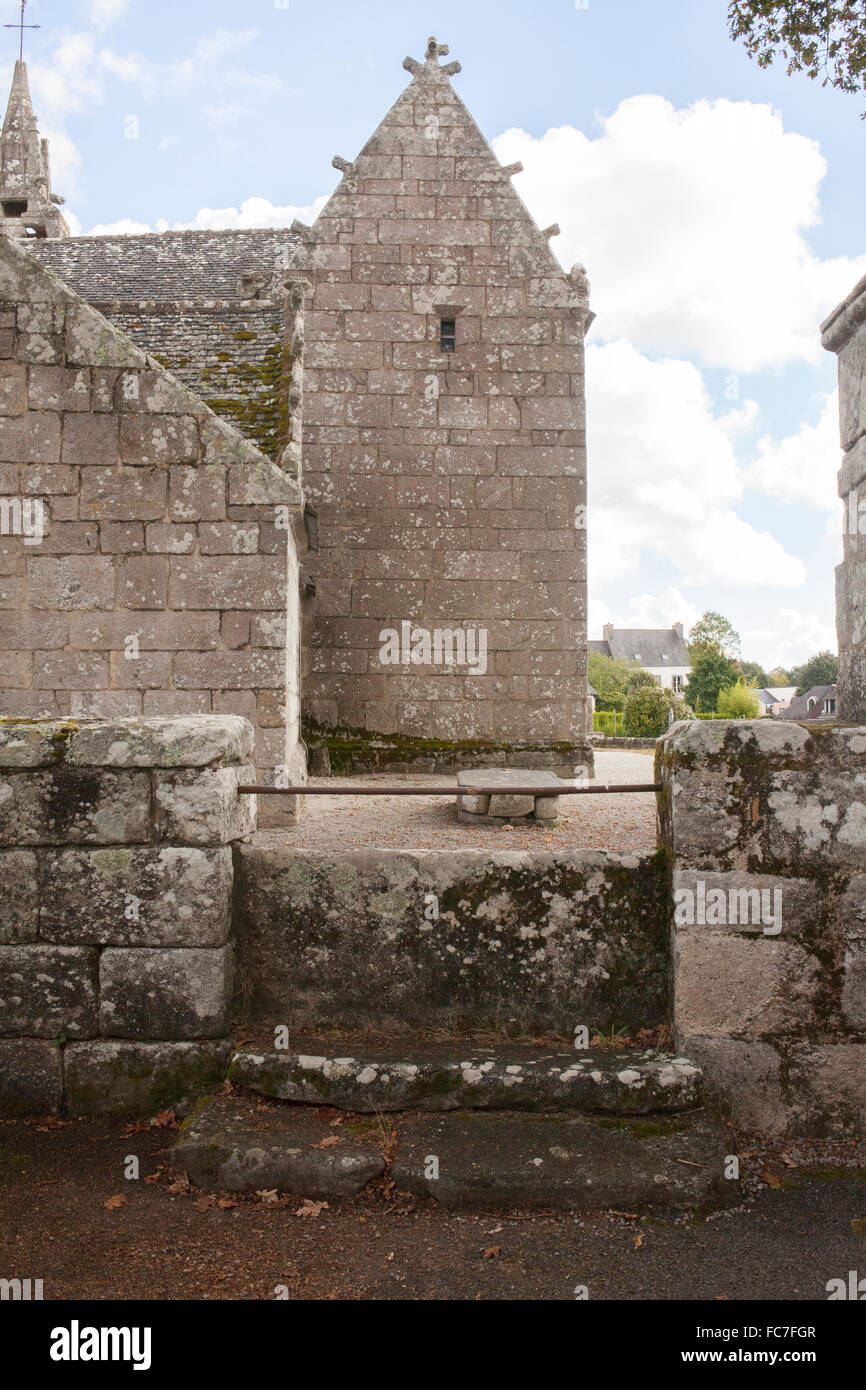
xmin=456 ymin=768 xmax=565 ymax=825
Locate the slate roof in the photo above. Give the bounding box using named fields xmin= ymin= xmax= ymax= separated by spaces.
xmin=785 ymin=684 xmax=838 ymax=720
xmin=592 ymin=627 xmax=691 ymax=669
xmin=30 ymin=228 xmax=302 ymax=301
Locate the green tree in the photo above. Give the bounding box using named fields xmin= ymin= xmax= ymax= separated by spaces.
xmin=588 ymin=652 xmax=640 ymax=712
xmin=717 ymin=679 xmax=761 ymax=718
xmin=626 ymin=668 xmax=659 ymax=694
xmin=789 ymin=650 xmax=839 ymax=694
xmin=688 ymin=611 xmax=742 ymax=660
xmin=729 ymin=2 xmax=866 ymax=111
xmin=623 ymin=684 xmax=671 ymax=738
xmin=767 ymin=666 xmax=792 ymax=686
xmin=740 ymin=659 xmax=771 ymax=687
xmin=686 ymin=651 xmax=739 ymax=712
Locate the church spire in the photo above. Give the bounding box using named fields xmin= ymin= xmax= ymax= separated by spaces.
xmin=0 ymin=58 xmax=68 ymax=240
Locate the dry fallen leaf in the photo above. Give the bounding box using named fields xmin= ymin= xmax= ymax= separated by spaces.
xmin=634 ymin=1233 xmax=644 ymax=1248
xmin=103 ymin=1194 xmax=127 ymax=1210
xmin=295 ymin=1198 xmax=329 ymax=1218
xmin=761 ymin=1171 xmax=783 ymax=1189
xmin=167 ymin=1173 xmax=191 ymax=1194
xmin=151 ymin=1108 xmax=177 ymax=1130
xmin=483 ymin=1245 xmax=502 ymax=1260
xmin=257 ymin=1189 xmax=280 ymax=1205
xmin=313 ymin=1135 xmax=344 ymax=1149
xmin=217 ymin=1197 xmax=238 ymax=1210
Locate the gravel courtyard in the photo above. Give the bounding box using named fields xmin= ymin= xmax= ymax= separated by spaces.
xmin=254 ymin=750 xmax=659 ymax=854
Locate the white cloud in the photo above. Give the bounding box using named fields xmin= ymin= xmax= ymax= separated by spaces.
xmin=157 ymin=135 xmax=181 ymax=151
xmin=85 ymin=194 xmax=328 ymax=235
xmin=747 ymin=390 xmax=841 ymax=514
xmin=79 ymin=0 xmax=131 ymax=30
xmin=743 ymin=608 xmax=838 ymax=668
xmin=493 ymin=96 xmax=866 ymax=372
xmin=587 ymin=339 xmax=807 ymax=593
xmin=86 ymin=216 xmax=153 ymax=236
xmin=42 ymin=127 xmax=83 ymax=198
xmin=29 ymin=27 xmax=277 ymax=124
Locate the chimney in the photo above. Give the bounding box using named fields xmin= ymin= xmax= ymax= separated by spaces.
xmin=602 ymin=622 xmax=614 ymax=644
xmin=673 ymin=621 xmax=683 ymax=640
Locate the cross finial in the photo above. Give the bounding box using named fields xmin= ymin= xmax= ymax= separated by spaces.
xmin=425 ymin=36 xmax=449 ymax=61
xmin=4 ymin=1 xmax=40 ymax=63
xmin=403 ymin=35 xmax=461 ymax=78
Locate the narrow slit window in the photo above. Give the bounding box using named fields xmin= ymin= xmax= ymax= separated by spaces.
xmin=440 ymin=317 xmax=456 ymax=354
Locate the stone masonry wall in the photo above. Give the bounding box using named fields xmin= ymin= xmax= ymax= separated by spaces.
xmin=658 ymin=719 xmax=866 ymax=1137
xmin=292 ymin=42 xmax=593 ymax=773
xmin=0 ymin=715 xmax=255 ymax=1117
xmin=0 ymin=236 xmax=305 ymax=824
xmin=823 ymin=272 xmax=866 ymax=721
xmin=233 ymin=845 xmax=668 ymax=1035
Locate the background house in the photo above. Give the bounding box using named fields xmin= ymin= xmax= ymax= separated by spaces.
xmin=755 ymin=686 xmax=798 ymax=717
xmin=786 ymin=684 xmax=839 ymax=721
xmin=589 ymin=622 xmax=692 ymax=693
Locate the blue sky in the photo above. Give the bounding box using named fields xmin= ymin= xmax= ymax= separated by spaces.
xmin=6 ymin=0 xmax=865 ymax=670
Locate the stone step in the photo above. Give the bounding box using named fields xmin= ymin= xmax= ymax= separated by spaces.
xmin=173 ymin=1094 xmax=730 ymax=1211
xmin=228 ymin=1043 xmax=702 ymax=1115
xmin=174 ymin=1095 xmax=386 ymax=1199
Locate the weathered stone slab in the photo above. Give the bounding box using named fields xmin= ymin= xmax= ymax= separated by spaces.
xmin=673 ymin=930 xmax=824 ymax=1039
xmin=40 ymin=846 xmax=232 ymax=947
xmin=0 ymin=944 xmax=98 ymax=1036
xmin=0 ymin=721 xmax=67 ymax=768
xmin=679 ymin=1038 xmax=788 ymax=1136
xmin=0 ymin=768 xmax=151 ymax=845
xmin=233 ymin=846 xmax=669 ymax=1033
xmin=785 ymin=1043 xmax=866 ymax=1137
xmin=229 ymin=1045 xmax=702 ymax=1115
xmin=154 ymin=766 xmax=256 ymax=845
xmin=391 ymin=1109 xmax=730 ymax=1210
xmin=173 ymin=1094 xmax=385 ymax=1196
xmin=64 ymin=1040 xmax=231 ymax=1117
xmin=456 ymin=768 xmax=563 ymax=822
xmin=67 ymin=716 xmax=254 ymax=769
xmin=0 ymin=1039 xmax=63 ymax=1115
xmin=99 ymin=945 xmax=234 ymax=1038
xmin=0 ymin=849 xmax=38 ymax=942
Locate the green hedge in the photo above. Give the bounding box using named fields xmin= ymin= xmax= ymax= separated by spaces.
xmin=593 ymin=710 xmax=625 ymax=735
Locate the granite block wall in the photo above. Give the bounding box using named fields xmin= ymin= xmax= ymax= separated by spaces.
xmin=0 ymin=715 xmax=255 ymax=1116
xmin=658 ymin=718 xmax=866 ymax=1137
xmin=0 ymin=235 xmax=305 ymax=824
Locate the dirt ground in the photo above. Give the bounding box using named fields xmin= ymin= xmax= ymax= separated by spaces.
xmin=254 ymin=750 xmax=659 ymax=854
xmin=2 ymin=1114 xmax=865 ymax=1301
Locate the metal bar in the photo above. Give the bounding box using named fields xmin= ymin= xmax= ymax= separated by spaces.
xmin=238 ymin=783 xmax=662 ymax=796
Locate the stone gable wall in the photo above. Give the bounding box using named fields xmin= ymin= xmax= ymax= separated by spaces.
xmin=0 ymin=238 xmax=305 ymax=822
xmin=291 ymin=54 xmax=593 ymax=772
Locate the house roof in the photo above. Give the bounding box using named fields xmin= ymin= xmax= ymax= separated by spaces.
xmin=602 ymin=627 xmax=691 ymax=669
xmin=756 ymin=686 xmax=798 ymax=705
xmin=786 ymin=684 xmax=838 ymax=720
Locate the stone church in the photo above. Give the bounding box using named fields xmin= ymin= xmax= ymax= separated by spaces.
xmin=0 ymin=37 xmax=594 ymax=808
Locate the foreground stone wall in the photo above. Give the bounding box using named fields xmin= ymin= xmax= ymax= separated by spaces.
xmin=823 ymin=273 xmax=866 ymax=721
xmin=0 ymin=236 xmax=305 ymax=826
xmin=233 ymin=846 xmax=668 ymax=1034
xmin=0 ymin=715 xmax=255 ymax=1116
xmin=658 ymin=719 xmax=866 ymax=1137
